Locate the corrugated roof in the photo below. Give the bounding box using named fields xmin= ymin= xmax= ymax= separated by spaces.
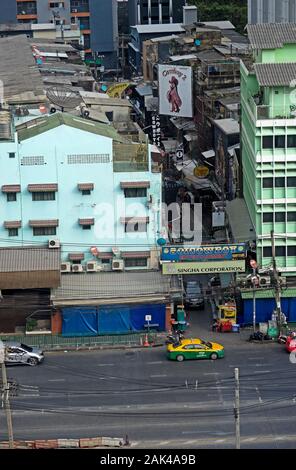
xmin=0 ymin=247 xmax=60 ymax=273
xmin=132 ymin=24 xmax=185 ymax=34
xmin=51 ymin=271 xmax=172 ymax=302
xmin=16 ymin=113 xmax=127 ymax=143
xmin=247 ymin=23 xmax=296 ymax=49
xmin=254 ymin=62 xmax=296 ymax=86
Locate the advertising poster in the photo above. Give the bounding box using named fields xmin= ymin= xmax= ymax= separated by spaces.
xmin=161 ymin=244 xmax=246 ymax=262
xmin=158 ymin=65 xmax=193 ymax=118
xmin=162 ymin=260 xmax=246 ymax=275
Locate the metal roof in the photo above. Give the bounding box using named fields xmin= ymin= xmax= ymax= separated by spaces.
xmin=0 ymin=35 xmax=44 ymax=100
xmin=51 ymin=271 xmax=174 ymax=304
xmin=213 ymin=118 xmax=240 ymax=135
xmin=132 ymin=24 xmax=185 ymax=34
xmin=16 ymin=113 xmax=127 ymax=143
xmin=226 ymin=198 xmax=256 ymax=243
xmin=202 ymin=21 xmax=235 ymax=30
xmin=0 ymin=247 xmax=60 ymax=273
xmin=247 ymin=23 xmax=296 ymax=49
xmin=254 ymin=62 xmax=296 ymax=87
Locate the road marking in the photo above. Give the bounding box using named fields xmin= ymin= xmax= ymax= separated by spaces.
xmin=97 ymin=364 xmax=115 ymax=367
xmin=253 ymin=364 xmax=271 ymax=367
xmin=158 ymin=441 xmax=170 ymax=446
xmin=248 ymin=357 xmax=266 ymax=360
xmin=244 ymin=437 xmax=256 ymax=442
xmin=253 ymin=370 xmax=271 ymax=374
xmin=147 ymin=361 xmax=164 ymax=365
xmin=215 ymin=439 xmax=226 ymax=443
xmin=48 ymin=379 xmax=66 ymax=382
xmin=150 ymin=374 xmax=167 ymax=378
xmin=203 ymin=372 xmax=221 ymax=375
xmin=184 ymin=440 xmax=198 ymax=445
xmin=255 ymin=386 xmax=263 ymax=404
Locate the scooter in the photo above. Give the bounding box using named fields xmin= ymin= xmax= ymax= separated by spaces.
xmin=165 ymin=331 xmax=184 ymax=346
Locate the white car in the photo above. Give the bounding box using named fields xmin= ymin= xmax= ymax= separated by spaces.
xmin=4 ymin=342 xmax=44 ymax=366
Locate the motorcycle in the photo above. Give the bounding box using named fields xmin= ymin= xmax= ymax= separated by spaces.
xmin=165 ymin=331 xmax=184 ymax=346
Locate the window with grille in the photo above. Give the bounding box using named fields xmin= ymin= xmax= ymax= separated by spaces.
xmin=82 ymin=189 xmax=91 ymax=196
xmin=67 ymin=154 xmax=110 ymax=164
xmin=32 ymin=192 xmax=55 ymax=201
xmin=124 ymin=222 xmax=147 ymax=233
xmin=33 ymin=227 xmax=56 ymax=236
xmin=124 ymin=188 xmax=147 ymax=198
xmin=7 ymin=193 xmax=17 ymax=202
xmin=125 ymin=258 xmax=148 ymax=267
xmin=21 ymin=156 xmax=45 ymax=166
xmin=82 ymin=225 xmax=92 ymax=230
xmin=8 ymin=228 xmax=18 ymax=237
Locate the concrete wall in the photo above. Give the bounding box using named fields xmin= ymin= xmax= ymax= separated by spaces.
xmin=38 ymin=0 xmax=71 ymax=24
xmin=248 ymin=0 xmax=296 ymax=24
xmin=0 ymin=0 xmax=17 ymax=23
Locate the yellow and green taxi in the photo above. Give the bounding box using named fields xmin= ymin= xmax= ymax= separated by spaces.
xmin=167 ymin=338 xmax=225 ymax=362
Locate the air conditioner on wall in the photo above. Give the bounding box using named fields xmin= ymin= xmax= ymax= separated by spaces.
xmin=86 ymin=261 xmax=102 ymax=272
xmin=112 ymin=259 xmax=124 ymax=271
xmin=71 ymin=264 xmax=84 ymax=273
xmin=259 ymin=276 xmax=271 ymax=287
xmin=61 ymin=262 xmax=71 ymax=273
xmin=48 ymin=238 xmax=60 ymax=248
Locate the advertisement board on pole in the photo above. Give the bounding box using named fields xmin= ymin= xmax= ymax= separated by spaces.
xmin=162 ymin=260 xmax=246 ymax=275
xmin=161 ymin=244 xmax=246 ymax=262
xmin=158 ymin=64 xmax=193 ymax=118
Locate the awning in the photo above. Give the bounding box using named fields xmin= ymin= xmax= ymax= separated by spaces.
xmin=29 ymin=219 xmax=59 ymax=227
xmin=4 ymin=221 xmax=21 ymax=229
xmin=68 ymin=253 xmax=85 ymax=261
xmin=96 ymin=252 xmax=113 ymax=259
xmin=78 ymin=218 xmax=95 ymax=226
xmin=27 ymin=184 xmax=58 ymax=192
xmin=78 ymin=183 xmax=94 ymax=191
xmin=202 ymin=149 xmax=215 ymax=159
xmin=128 ymin=42 xmax=140 ymax=53
xmin=162 ymin=139 xmax=177 ymax=153
xmin=120 ymin=217 xmax=149 ymax=224
xmin=120 ymin=181 xmax=150 ymax=189
xmin=2 ymin=185 xmax=21 ymax=193
xmin=121 ymin=251 xmax=150 ymax=258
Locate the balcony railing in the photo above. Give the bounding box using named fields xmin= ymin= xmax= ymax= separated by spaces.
xmin=249 ymin=96 xmax=296 ymax=120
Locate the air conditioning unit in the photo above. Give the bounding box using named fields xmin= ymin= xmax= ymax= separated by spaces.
xmin=279 ymin=277 xmax=287 ymax=287
xmin=259 ymin=276 xmax=271 ymax=287
xmin=112 ymin=259 xmax=124 ymax=271
xmin=61 ymin=262 xmax=71 ymax=273
xmin=71 ymin=264 xmax=84 ymax=273
xmin=48 ymin=238 xmax=60 ymax=249
xmin=237 ymin=276 xmax=251 ymax=288
xmin=86 ymin=261 xmax=98 ymax=272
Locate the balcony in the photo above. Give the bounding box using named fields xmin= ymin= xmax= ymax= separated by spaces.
xmin=249 ymin=95 xmax=296 ymax=121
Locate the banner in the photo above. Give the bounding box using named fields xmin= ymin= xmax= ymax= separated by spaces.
xmin=158 ymin=65 xmax=192 ymax=118
xmin=161 ymin=244 xmax=246 ymax=262
xmin=162 ymin=260 xmax=246 ymax=275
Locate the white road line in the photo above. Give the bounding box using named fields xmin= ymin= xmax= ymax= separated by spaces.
xmin=150 ymin=374 xmax=167 ymax=378
xmin=158 ymin=441 xmax=170 ymax=446
xmin=97 ymin=364 xmax=115 ymax=367
xmin=147 ymin=361 xmax=164 ymax=365
xmin=248 ymin=357 xmax=266 ymax=360
xmin=203 ymin=372 xmax=221 ymax=375
xmin=253 ymin=370 xmax=271 ymax=374
xmin=255 ymin=386 xmax=263 ymax=404
xmin=243 ymin=437 xmax=256 ymax=442
xmin=215 ymin=439 xmax=226 ymax=443
xmin=48 ymin=379 xmax=66 ymax=382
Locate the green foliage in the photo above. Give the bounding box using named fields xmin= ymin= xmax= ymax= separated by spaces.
xmin=188 ymin=0 xmax=248 ymax=34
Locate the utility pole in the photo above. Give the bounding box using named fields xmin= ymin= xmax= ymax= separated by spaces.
xmin=0 ymin=341 xmax=14 ymax=448
xmin=271 ymin=230 xmax=283 ymax=335
xmin=234 ymin=367 xmax=240 ymax=449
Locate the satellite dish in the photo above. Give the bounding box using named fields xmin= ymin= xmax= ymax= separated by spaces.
xmin=46 ymin=87 xmax=82 ymax=112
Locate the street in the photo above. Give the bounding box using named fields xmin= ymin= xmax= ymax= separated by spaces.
xmin=1 ymin=308 xmax=296 ymax=449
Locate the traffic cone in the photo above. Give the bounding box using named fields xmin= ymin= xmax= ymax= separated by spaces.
xmin=143 ymin=334 xmax=149 ymax=347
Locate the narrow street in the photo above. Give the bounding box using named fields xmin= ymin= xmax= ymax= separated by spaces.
xmin=2 ymin=307 xmax=296 ymax=449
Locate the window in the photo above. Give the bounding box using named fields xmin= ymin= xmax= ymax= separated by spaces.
xmin=124 ymin=222 xmax=147 ymax=233
xmin=262 ymin=136 xmax=273 ymax=149
xmin=275 ymin=212 xmax=285 ymax=222
xmin=9 ymin=152 xmax=15 ymax=158
xmin=82 ymin=225 xmax=92 ymax=230
xmin=275 ymin=177 xmax=285 ymax=187
xmin=288 ymin=177 xmax=296 ymax=187
xmin=125 ymin=258 xmax=148 ymax=268
xmin=8 ymin=228 xmax=18 ymax=237
xmin=263 ymin=247 xmax=272 ymax=257
xmin=288 ymin=212 xmax=296 ymax=222
xmin=82 ymin=189 xmax=91 ymax=196
xmin=124 ymin=188 xmax=147 ymax=198
xmin=7 ymin=193 xmax=16 ymax=202
xmin=288 ymin=246 xmax=296 ymax=256
xmin=101 ymin=259 xmax=110 ymax=264
xmin=263 ymin=213 xmax=273 ymax=223
xmin=287 ymin=135 xmax=296 ymax=148
xmin=32 ymin=192 xmax=55 ymax=201
xmin=33 ymin=227 xmax=56 ymax=236
xmin=275 ymin=135 xmax=286 ymax=148
xmin=263 ymin=178 xmax=273 ymax=188
xmin=276 ymin=246 xmax=286 ymax=257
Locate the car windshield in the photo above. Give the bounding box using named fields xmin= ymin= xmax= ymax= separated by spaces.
xmin=20 ymin=343 xmax=33 ymax=352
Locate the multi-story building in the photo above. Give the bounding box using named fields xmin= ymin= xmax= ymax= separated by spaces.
xmin=0 ymin=111 xmax=162 ymax=269
xmin=248 ymin=0 xmax=296 ymax=24
xmin=241 ymin=23 xmax=296 ymax=274
xmin=128 ymin=0 xmax=185 ymax=26
xmin=0 ymin=0 xmax=118 ymax=68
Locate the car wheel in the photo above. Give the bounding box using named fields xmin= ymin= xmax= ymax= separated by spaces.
xmin=27 ymin=357 xmax=38 ymax=366
xmin=176 ymin=354 xmax=184 ymax=362
xmin=210 ymin=353 xmax=218 ymax=360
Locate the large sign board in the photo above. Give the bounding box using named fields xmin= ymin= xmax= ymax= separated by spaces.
xmin=162 ymin=260 xmax=246 ymax=275
xmin=161 ymin=244 xmax=246 ymax=262
xmin=158 ymin=65 xmax=193 ymax=118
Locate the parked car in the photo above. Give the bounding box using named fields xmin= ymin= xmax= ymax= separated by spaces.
xmin=4 ymin=342 xmax=44 ymax=366
xmin=167 ymin=338 xmax=224 ymax=361
xmin=184 ymin=281 xmax=205 ymax=309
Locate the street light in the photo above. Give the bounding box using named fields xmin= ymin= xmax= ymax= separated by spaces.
xmin=250 ymin=260 xmax=258 ymax=333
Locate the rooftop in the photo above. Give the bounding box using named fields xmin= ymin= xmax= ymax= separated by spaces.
xmin=247 ymin=23 xmax=296 ymax=49
xmin=226 ymin=199 xmax=255 ymax=243
xmin=254 ymin=62 xmax=296 ymax=86
xmin=213 ymin=118 xmax=240 ymax=135
xmin=16 ymin=113 xmax=127 ymax=143
xmin=132 ymin=23 xmax=185 ymax=34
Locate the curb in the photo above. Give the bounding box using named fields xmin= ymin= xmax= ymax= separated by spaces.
xmin=44 ymin=342 xmax=165 ymax=352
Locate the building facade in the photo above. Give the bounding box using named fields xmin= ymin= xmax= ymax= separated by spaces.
xmin=0 ymin=0 xmax=118 ymax=67
xmin=248 ymin=0 xmax=296 ymax=24
xmin=0 ymin=112 xmax=162 ymax=271
xmin=241 ymin=23 xmax=296 ymax=274
xmin=128 ymin=0 xmax=185 ymax=26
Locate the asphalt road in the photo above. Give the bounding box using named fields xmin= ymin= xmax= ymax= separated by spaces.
xmin=1 ymin=321 xmax=296 ymax=449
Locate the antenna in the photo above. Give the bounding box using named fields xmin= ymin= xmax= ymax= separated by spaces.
xmin=46 ymin=87 xmax=82 ymax=112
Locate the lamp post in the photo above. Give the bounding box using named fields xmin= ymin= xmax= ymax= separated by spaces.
xmin=250 ymin=259 xmax=258 ymax=333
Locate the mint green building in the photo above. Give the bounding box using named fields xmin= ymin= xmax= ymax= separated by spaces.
xmin=241 ymin=23 xmax=296 ymax=274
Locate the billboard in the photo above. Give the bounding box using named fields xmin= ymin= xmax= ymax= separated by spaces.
xmin=161 ymin=244 xmax=246 ymax=262
xmin=158 ymin=65 xmax=193 ymax=118
xmin=162 ymin=260 xmax=246 ymax=275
